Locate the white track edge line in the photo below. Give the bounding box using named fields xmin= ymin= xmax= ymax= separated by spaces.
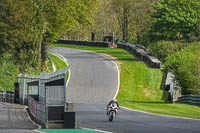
xmin=33 ymin=130 xmax=45 ymax=133
xmin=100 ymin=54 xmax=120 ymax=100
xmin=34 ymin=128 xmax=111 ymax=133
xmin=49 ymin=52 xmax=71 ymax=88
xmin=122 ymin=106 xmax=200 ymax=121
xmin=80 ymin=127 xmax=113 ymax=133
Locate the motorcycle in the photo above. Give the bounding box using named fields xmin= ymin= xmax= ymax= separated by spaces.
xmin=107 ymin=105 xmax=119 ymax=121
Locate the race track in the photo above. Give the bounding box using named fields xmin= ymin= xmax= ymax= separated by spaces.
xmin=49 ymin=47 xmax=200 ymax=133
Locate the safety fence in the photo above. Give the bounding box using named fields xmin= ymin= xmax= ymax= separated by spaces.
xmin=28 ymin=95 xmax=65 ymax=123
xmin=178 ymin=95 xmax=200 ymax=106
xmin=0 ymin=91 xmax=14 ymax=103
xmin=28 ymin=96 xmax=46 ymax=122
xmin=56 ymin=39 xmax=111 ymax=48
xmin=18 ymin=67 xmax=69 ymax=126
xmin=117 ymin=42 xmax=161 ymax=68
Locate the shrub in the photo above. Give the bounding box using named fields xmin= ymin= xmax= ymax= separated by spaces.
xmin=164 ymin=42 xmax=200 ymax=95
xmin=150 ymin=0 xmax=200 ymax=41
xmin=147 ymin=41 xmax=188 ymax=62
xmin=0 ymin=55 xmax=19 ymax=92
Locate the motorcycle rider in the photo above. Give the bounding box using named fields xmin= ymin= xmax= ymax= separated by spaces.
xmin=106 ymin=99 xmax=120 ymax=115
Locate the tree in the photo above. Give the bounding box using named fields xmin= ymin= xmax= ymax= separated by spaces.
xmin=60 ymin=0 xmax=99 ymax=40
xmin=111 ymin=0 xmax=157 ymax=42
xmin=0 ymin=0 xmax=43 ymax=71
xmin=111 ymin=0 xmax=132 ymax=41
xmin=0 ymin=0 xmax=98 ymax=72
xmin=85 ymin=0 xmax=121 ymax=41
xmin=130 ymin=0 xmax=158 ymax=43
xmin=150 ymin=0 xmax=200 ymax=41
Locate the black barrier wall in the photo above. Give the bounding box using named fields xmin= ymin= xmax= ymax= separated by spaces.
xmin=117 ymin=42 xmax=161 ymax=68
xmin=64 ymin=112 xmax=75 ymax=129
xmin=56 ymin=39 xmax=111 ymax=48
xmin=56 ymin=39 xmax=160 ymax=68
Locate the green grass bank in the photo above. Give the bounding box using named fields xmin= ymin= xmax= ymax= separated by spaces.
xmin=49 ymin=43 xmax=200 ymax=119
xmin=48 ymin=53 xmax=67 ymax=70
xmin=48 ymin=53 xmax=69 ymax=83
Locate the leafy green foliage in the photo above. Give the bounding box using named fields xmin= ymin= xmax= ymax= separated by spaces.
xmin=60 ymin=0 xmax=99 ymax=40
xmin=147 ymin=41 xmax=188 ymax=62
xmin=164 ymin=42 xmax=200 ymax=95
xmin=0 ymin=55 xmax=19 ymax=92
xmin=111 ymin=0 xmax=157 ymax=42
xmin=0 ymin=0 xmax=98 ymax=91
xmin=147 ymin=0 xmax=200 ymax=96
xmin=150 ymin=0 xmax=200 ymax=41
xmin=0 ymin=0 xmax=42 ymax=71
xmin=0 ymin=0 xmax=97 ymax=72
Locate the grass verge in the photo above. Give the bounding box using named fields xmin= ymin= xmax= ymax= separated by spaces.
xmin=48 ymin=53 xmax=67 ymax=70
xmin=48 ymin=52 xmax=69 ymax=83
xmin=49 ymin=43 xmax=200 ymax=119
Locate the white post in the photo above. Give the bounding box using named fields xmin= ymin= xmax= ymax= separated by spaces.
xmin=112 ymin=32 xmax=115 ymax=43
xmin=64 ymin=73 xmax=67 ymax=112
xmin=23 ymin=79 xmax=26 ymax=105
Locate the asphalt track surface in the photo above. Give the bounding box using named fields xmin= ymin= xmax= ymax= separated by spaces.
xmin=0 ymin=102 xmax=38 ymax=133
xmin=50 ymin=47 xmax=200 ymax=133
xmin=49 ymin=47 xmax=118 ymax=104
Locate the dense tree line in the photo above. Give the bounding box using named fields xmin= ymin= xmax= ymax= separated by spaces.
xmin=147 ymin=0 xmax=200 ymax=95
xmin=0 ymin=0 xmax=98 ymax=91
xmin=0 ymin=0 xmax=98 ymax=71
xmin=87 ymin=0 xmax=200 ymax=95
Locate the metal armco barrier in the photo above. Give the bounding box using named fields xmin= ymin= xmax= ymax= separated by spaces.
xmin=178 ymin=95 xmax=200 ymax=106
xmin=0 ymin=91 xmax=14 ymax=103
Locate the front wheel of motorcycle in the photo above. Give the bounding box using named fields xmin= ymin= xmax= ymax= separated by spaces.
xmin=109 ymin=111 xmax=114 ymax=121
